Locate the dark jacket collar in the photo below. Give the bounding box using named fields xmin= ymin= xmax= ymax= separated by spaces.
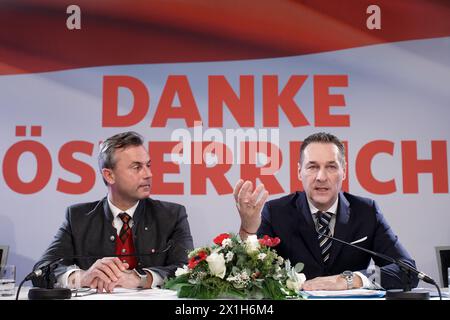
xmin=327 ymin=192 xmax=352 ymax=266
xmin=294 ymin=191 xmax=352 ymax=266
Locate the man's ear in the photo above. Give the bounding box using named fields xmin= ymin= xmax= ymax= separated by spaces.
xmin=102 ymin=168 xmax=114 ymax=185
xmin=342 ymin=162 xmax=347 ymax=181
xmin=297 ymin=162 xmax=302 ymax=182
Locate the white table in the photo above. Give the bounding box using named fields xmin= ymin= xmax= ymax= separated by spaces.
xmin=2 ymin=286 xmax=448 ymax=300
xmin=1 ymin=286 xmax=181 ymax=300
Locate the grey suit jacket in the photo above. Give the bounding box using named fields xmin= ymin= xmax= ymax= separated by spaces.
xmin=32 ymin=197 xmax=194 ymax=288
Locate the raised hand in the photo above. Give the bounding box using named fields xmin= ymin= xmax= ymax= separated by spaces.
xmin=233 ymin=179 xmax=269 ymax=236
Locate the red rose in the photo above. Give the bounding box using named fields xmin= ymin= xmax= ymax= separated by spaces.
xmin=188 ymin=250 xmax=207 ymax=269
xmin=213 ymin=233 xmax=231 ymax=245
xmin=259 ymin=235 xmax=281 ymax=247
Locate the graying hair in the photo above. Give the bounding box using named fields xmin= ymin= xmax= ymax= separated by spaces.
xmin=98 ymin=131 xmax=144 ymax=184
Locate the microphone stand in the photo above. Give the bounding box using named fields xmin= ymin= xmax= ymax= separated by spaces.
xmin=318 ymin=230 xmax=442 ymax=300
xmin=20 ymin=242 xmax=173 ymax=300
xmin=26 ymin=258 xmax=72 ymax=300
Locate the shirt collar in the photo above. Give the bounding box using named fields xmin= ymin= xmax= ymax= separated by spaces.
xmin=307 ymin=196 xmax=339 ymax=216
xmin=107 ymin=196 xmax=139 ymax=219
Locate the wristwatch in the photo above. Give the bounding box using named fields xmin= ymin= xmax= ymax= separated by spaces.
xmin=341 ymin=270 xmax=354 ymax=289
xmin=133 ymin=268 xmax=148 ymax=288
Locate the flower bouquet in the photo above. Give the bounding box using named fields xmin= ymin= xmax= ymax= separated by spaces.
xmin=164 ymin=233 xmax=305 ymax=299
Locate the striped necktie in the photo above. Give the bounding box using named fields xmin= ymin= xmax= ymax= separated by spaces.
xmin=317 ymin=211 xmax=333 ymax=263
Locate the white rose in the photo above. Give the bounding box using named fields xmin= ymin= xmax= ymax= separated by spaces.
xmin=286 ymin=273 xmax=306 ymax=291
xmin=245 ymin=235 xmax=260 ymax=253
xmin=221 ymin=238 xmax=233 ymax=248
xmin=206 ymin=252 xmax=226 ymax=279
xmin=175 ymin=265 xmax=189 ymax=277
xmin=225 ymin=251 xmax=234 ymax=262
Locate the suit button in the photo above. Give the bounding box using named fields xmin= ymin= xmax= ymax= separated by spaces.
xmin=122 ymin=249 xmax=126 ymax=253
xmin=144 ymin=227 xmax=149 ymax=231
xmin=110 ymin=235 xmax=115 ymax=241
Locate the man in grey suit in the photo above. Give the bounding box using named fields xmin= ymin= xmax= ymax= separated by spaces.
xmin=32 ymin=131 xmax=193 ymax=292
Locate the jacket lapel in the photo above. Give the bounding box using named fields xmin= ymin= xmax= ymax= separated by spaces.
xmin=131 ymin=199 xmax=156 ymax=256
xmin=327 ymin=192 xmax=352 ymax=266
xmin=131 ymin=199 xmax=153 ymax=237
xmin=101 ymin=197 xmax=114 ymax=223
xmin=295 ymin=192 xmax=323 ymax=265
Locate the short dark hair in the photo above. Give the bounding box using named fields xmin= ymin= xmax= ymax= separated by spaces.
xmin=299 ymin=132 xmax=346 ymax=166
xmin=98 ymin=131 xmax=144 ymax=184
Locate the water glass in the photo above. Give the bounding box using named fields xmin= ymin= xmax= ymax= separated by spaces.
xmin=0 ymin=265 xmax=15 ymax=296
xmin=448 ymin=267 xmax=450 ymax=296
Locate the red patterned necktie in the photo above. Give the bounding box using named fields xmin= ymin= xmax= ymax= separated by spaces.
xmin=118 ymin=212 xmax=132 ymax=244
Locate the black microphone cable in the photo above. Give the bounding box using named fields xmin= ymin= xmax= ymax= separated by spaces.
xmin=316 ymin=227 xmax=442 ymax=300
xmin=16 ymin=241 xmax=174 ymax=300
xmin=15 ymin=277 xmax=27 ymax=301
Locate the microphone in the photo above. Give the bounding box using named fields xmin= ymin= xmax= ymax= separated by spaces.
xmin=27 ymin=240 xmax=174 ymax=281
xmin=24 ymin=258 xmax=64 ymax=281
xmin=18 ymin=241 xmax=174 ymax=300
xmin=316 ymin=227 xmax=441 ymax=300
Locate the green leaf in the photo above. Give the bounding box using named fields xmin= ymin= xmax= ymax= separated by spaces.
xmin=164 ymin=274 xmax=190 ymax=289
xmin=294 ymin=262 xmax=304 ymax=273
xmin=261 ymin=278 xmax=286 ymax=300
xmin=163 ymin=232 xmax=305 ymax=300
